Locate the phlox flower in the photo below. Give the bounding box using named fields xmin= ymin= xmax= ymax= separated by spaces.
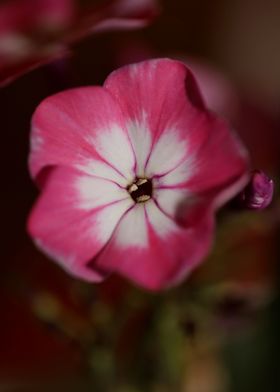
xmin=28 ymin=58 xmax=249 ymax=290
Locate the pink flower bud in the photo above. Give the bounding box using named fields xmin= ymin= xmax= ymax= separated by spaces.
xmin=239 ymin=170 xmax=274 ymax=210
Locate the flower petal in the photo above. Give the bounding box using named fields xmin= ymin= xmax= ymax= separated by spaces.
xmin=157 ymin=115 xmax=249 ymax=208
xmin=94 ymin=200 xmax=214 ymax=290
xmin=153 ymin=187 xmax=190 ymax=219
xmin=29 ymin=86 xmax=135 ymax=186
xmin=28 ymin=166 xmax=133 ymax=281
xmin=91 ymin=0 xmax=160 ymax=33
xmin=104 ymin=58 xmax=207 ymax=177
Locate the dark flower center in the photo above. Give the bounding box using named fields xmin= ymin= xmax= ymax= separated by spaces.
xmin=127 ymin=178 xmax=153 ymax=203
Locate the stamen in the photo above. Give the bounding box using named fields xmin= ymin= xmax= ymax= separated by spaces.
xmin=127 ymin=177 xmax=153 ymax=203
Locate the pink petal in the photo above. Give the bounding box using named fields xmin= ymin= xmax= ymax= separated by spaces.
xmin=91 ymin=0 xmax=160 ymax=33
xmin=0 ymin=0 xmax=74 ymax=33
xmin=104 ymin=58 xmax=208 ymax=176
xmin=154 ymin=188 xmax=217 ymax=231
xmin=157 ymin=114 xmax=250 ymax=208
xmin=29 ymin=86 xmax=135 ymax=186
xmin=28 ymin=166 xmax=133 ymax=282
xmin=94 ymin=200 xmax=214 ymax=290
xmin=33 ymin=0 xmax=75 ymax=28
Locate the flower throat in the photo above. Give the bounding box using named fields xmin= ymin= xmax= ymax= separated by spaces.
xmin=127 ymin=178 xmax=153 ymax=203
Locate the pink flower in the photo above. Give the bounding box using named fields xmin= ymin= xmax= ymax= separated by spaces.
xmin=28 ymin=59 xmax=249 ymax=291
xmin=0 ymin=0 xmax=159 ymax=86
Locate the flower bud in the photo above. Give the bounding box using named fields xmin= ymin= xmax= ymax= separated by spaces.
xmin=238 ymin=170 xmax=274 ymax=210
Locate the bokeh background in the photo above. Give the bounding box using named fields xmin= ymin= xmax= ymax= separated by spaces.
xmin=1 ymin=0 xmax=280 ymax=390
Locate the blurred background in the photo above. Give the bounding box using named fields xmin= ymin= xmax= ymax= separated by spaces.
xmin=0 ymin=0 xmax=280 ymax=390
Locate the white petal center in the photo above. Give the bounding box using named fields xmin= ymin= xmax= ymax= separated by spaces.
xmin=146 ymin=129 xmax=188 ymax=177
xmin=86 ymin=123 xmax=135 ymax=182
